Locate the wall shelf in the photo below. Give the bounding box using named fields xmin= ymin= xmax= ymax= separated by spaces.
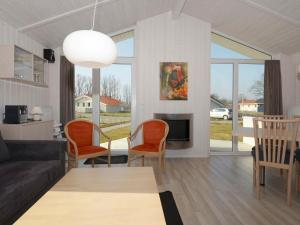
xmin=0 ymin=45 xmax=48 ymax=87
xmin=0 ymin=77 xmax=48 ymax=88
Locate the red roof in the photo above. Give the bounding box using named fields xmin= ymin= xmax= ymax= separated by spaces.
xmin=100 ymin=96 xmax=121 ymax=105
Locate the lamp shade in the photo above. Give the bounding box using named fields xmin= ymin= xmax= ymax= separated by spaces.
xmin=63 ymin=30 xmax=117 ymax=68
xmin=31 ymin=106 xmax=42 ymax=115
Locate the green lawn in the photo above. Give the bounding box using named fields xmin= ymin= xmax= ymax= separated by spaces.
xmin=100 ymin=126 xmax=131 ymax=143
xmin=210 ymin=121 xmax=232 ymax=140
xmin=101 ymin=112 xmax=131 ymax=117
xmin=210 ymin=121 xmax=243 ymax=141
xmin=100 ymin=121 xmax=130 ymax=128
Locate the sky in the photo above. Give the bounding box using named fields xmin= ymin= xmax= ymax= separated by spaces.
xmin=211 ymin=43 xmax=264 ymax=101
xmin=75 ymin=39 xmax=264 ymax=101
xmin=75 ymin=38 xmax=133 ymax=92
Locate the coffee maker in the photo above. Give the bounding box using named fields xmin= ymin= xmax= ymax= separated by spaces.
xmin=3 ymin=105 xmax=28 ymax=124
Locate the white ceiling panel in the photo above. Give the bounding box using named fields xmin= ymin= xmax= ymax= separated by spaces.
xmin=0 ymin=0 xmax=300 ymax=54
xmin=183 ymin=0 xmax=300 ymax=54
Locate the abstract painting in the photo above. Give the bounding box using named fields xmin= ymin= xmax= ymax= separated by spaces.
xmin=160 ymin=62 xmax=188 ymax=100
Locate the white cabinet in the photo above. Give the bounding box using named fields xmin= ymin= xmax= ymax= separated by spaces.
xmin=0 ymin=120 xmax=54 ymax=140
xmin=0 ymin=45 xmax=47 ymax=87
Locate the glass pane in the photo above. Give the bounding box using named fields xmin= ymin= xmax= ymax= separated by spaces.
xmin=116 ymin=38 xmax=134 ymax=57
xmin=210 ymin=64 xmax=233 ymax=152
xmin=74 ymin=66 xmax=93 ymax=121
xmin=238 ymin=64 xmax=264 ymax=151
xmin=211 ymin=43 xmax=250 ymax=59
xmin=211 ymin=33 xmax=271 ymax=60
xmin=100 ymin=64 xmax=131 ymax=150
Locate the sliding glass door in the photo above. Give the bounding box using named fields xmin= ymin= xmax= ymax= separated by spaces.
xmin=210 ymin=61 xmax=265 ymax=153
xmin=237 ymin=64 xmax=264 ymax=151
xmin=210 ymin=64 xmax=233 ymax=152
xmin=74 ymin=66 xmax=93 ymax=121
xmin=99 ymin=64 xmax=132 ymax=150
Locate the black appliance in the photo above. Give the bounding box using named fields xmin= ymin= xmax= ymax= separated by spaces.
xmin=43 ymin=49 xmax=55 ymax=63
xmin=3 ymin=105 xmax=28 ymax=124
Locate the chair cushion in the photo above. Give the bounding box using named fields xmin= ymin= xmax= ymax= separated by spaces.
xmin=251 ymin=146 xmax=291 ymax=164
xmin=132 ymin=144 xmax=160 ymax=152
xmin=67 ymin=121 xmax=93 ymax=148
xmin=71 ymin=145 xmax=107 ymax=156
xmin=0 ymin=131 xmax=10 ymax=162
xmin=143 ymin=121 xmax=166 ymax=145
xmin=0 ymin=160 xmax=61 ymax=225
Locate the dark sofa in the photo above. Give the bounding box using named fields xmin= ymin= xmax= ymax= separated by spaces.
xmin=0 ymin=136 xmax=66 ymax=225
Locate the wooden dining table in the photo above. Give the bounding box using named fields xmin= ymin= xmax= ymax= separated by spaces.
xmin=15 ymin=167 xmax=166 ymax=225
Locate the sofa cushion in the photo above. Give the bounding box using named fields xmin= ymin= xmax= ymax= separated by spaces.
xmin=0 ymin=131 xmax=10 ymax=162
xmin=0 ymin=160 xmax=62 ymax=225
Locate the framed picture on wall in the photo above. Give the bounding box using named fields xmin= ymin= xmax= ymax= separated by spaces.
xmin=160 ymin=62 xmax=188 ymax=100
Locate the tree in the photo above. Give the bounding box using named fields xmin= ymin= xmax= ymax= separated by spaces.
xmin=101 ymin=76 xmax=109 ymax=96
xmin=249 ymin=75 xmax=264 ymax=99
xmin=123 ymin=84 xmax=131 ymax=105
xmin=101 ymin=74 xmax=121 ymax=99
xmin=75 ymin=74 xmax=92 ymax=97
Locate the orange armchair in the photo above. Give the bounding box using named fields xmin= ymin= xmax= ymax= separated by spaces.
xmin=127 ymin=119 xmax=169 ymax=173
xmin=64 ymin=119 xmax=111 ymax=169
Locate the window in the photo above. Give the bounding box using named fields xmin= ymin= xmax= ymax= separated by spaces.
xmin=210 ymin=33 xmax=270 ymax=153
xmin=74 ymin=30 xmax=134 ymax=150
xmin=74 ymin=66 xmax=92 ymax=120
xmin=211 ymin=33 xmax=271 ymax=60
xmin=210 ymin=64 xmax=233 ymax=152
xmin=112 ymin=30 xmax=134 ymax=57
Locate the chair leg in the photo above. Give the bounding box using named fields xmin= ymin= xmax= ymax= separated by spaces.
xmin=280 ymin=169 xmax=284 ymax=176
xmin=253 ymin=159 xmax=256 ymax=186
xmin=108 ymin=153 xmax=111 ymax=168
xmin=75 ymin=158 xmax=79 ymax=168
xmin=141 ymin=155 xmax=145 ymax=167
xmin=162 ymin=153 xmax=166 ymax=171
xmin=92 ymin=159 xmax=95 ymax=168
xmin=67 ymin=155 xmax=72 ymax=171
xmin=287 ymin=169 xmax=292 ymax=206
xmin=158 ymin=156 xmax=162 ymax=183
xmin=255 ymin=165 xmax=260 ymax=199
xmin=296 ymin=162 xmax=300 ymax=193
xmin=128 ymin=153 xmax=131 ymax=167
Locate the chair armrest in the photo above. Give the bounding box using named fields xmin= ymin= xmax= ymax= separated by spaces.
xmin=129 ymin=124 xmax=143 ymax=141
xmin=5 ymin=140 xmax=66 ymax=162
xmin=93 ymin=125 xmax=112 ymax=150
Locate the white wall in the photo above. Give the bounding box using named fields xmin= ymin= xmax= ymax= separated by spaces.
xmin=0 ymin=19 xmax=51 ymax=122
xmin=48 ymin=47 xmax=61 ymax=123
xmin=135 ymin=12 xmax=211 ymax=157
xmin=292 ymin=52 xmax=300 ymax=106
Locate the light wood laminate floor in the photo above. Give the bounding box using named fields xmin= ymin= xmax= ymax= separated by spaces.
xmin=78 ymin=156 xmax=300 ymax=225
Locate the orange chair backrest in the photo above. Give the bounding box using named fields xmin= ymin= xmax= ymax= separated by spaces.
xmin=143 ymin=120 xmax=167 ymax=145
xmin=66 ymin=120 xmax=93 ymax=148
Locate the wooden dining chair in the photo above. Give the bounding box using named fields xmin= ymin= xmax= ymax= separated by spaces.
xmin=293 ymin=115 xmax=300 ymax=193
xmin=253 ymin=117 xmax=300 ymax=206
xmin=64 ymin=119 xmax=111 ymax=169
xmin=262 ymin=115 xmax=286 ymax=120
xmin=252 ymin=115 xmax=286 ymax=185
xmin=127 ymin=119 xmax=169 ymax=176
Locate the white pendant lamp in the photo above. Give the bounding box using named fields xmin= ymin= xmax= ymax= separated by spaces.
xmin=63 ymin=0 xmax=117 ymax=68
